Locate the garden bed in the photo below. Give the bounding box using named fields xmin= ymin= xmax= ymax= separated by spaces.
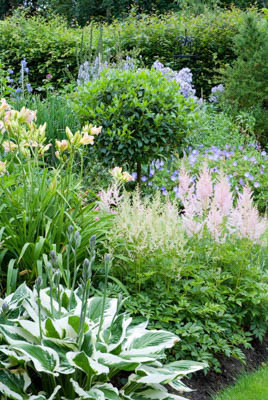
xmin=185 ymin=333 xmax=268 ymax=400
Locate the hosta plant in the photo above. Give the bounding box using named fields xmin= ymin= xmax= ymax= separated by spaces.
xmin=0 ymin=274 xmax=205 ymax=399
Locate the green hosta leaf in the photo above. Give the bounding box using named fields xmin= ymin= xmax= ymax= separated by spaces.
xmin=0 ymin=369 xmax=31 ymax=400
xmin=8 ymin=283 xmax=31 ymax=308
xmin=0 ymin=346 xmax=30 ymax=364
xmin=67 ymin=351 xmax=109 ymax=376
xmin=17 ymin=320 xmax=41 ymax=341
xmin=92 ymin=384 xmax=120 ymax=400
xmin=42 ymin=339 xmax=75 ymax=375
xmin=13 ymin=343 xmax=60 ymax=375
xmin=45 ymin=318 xmax=64 ymax=339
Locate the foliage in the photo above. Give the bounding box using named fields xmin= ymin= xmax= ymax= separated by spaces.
xmin=105 ymin=191 xmax=268 ymax=371
xmin=0 ymin=99 xmax=110 ymax=289
xmin=220 ymin=11 xmax=268 ymax=145
xmin=72 ymin=67 xmax=197 ymax=182
xmin=0 ymin=12 xmax=85 ymax=90
xmin=0 ymin=276 xmax=205 ymax=399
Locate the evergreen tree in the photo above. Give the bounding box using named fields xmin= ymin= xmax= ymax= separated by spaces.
xmin=222 ymin=12 xmax=268 ymax=144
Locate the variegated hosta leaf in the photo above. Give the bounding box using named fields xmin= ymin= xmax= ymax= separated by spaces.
xmin=87 ymin=297 xmax=117 ymax=328
xmin=121 ymin=330 xmax=179 ymax=358
xmin=96 ymin=352 xmax=150 ymax=371
xmin=29 ymin=385 xmax=61 ymax=400
xmin=67 ymin=350 xmax=109 ymax=376
xmin=121 ymin=383 xmax=189 ymax=400
xmin=0 ymin=369 xmax=31 ymax=400
xmin=0 ymin=324 xmax=38 ymax=345
xmin=71 ymin=379 xmax=120 ymax=400
xmin=103 ymin=314 xmax=132 ymax=352
xmin=6 ymin=283 xmax=32 ymax=310
xmin=42 ymin=339 xmax=75 ymax=375
xmin=164 ymin=360 xmax=207 ymax=375
xmin=0 ymin=346 xmax=30 ymax=365
xmin=13 ymin=343 xmax=60 ymax=375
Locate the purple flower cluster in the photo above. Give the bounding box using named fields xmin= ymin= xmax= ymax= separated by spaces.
xmin=209 ymin=84 xmax=224 ymax=103
xmin=152 ymin=61 xmax=197 ymax=100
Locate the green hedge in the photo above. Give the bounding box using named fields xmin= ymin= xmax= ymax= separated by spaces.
xmin=102 ymin=8 xmax=248 ymax=96
xmin=0 ymin=13 xmax=85 ymax=88
xmin=0 ymin=8 xmax=264 ymax=95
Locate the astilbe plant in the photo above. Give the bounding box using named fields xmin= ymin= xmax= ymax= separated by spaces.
xmin=178 ymin=163 xmax=267 ymax=243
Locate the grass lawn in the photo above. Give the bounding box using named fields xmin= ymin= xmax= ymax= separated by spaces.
xmin=213 ymin=363 xmax=268 ymax=400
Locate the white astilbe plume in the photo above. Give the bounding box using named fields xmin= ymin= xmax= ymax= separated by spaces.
xmin=97 ymin=183 xmax=123 ymax=213
xmin=109 ymin=191 xmax=187 ymax=257
xmin=229 ymin=185 xmax=267 ymax=242
xmin=178 ymin=165 xmax=267 ymax=244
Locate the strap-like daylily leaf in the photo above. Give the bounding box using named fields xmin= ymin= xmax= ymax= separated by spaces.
xmin=13 ymin=343 xmax=60 ymax=375
xmin=67 ymin=350 xmax=109 ymax=376
xmin=0 ymin=369 xmax=31 ymax=400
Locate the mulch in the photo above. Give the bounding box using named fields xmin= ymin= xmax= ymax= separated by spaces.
xmin=183 ymin=334 xmax=268 ymax=400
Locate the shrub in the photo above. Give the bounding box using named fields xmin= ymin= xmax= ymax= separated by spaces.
xmin=220 ymin=12 xmax=268 ymax=145
xmin=72 ymin=68 xmax=197 ymax=182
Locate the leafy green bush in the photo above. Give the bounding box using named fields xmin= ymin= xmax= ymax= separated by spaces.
xmin=105 ymin=191 xmax=268 ymax=371
xmin=72 ymin=68 xmax=196 ymax=182
xmin=0 ymin=278 xmax=205 ymax=399
xmin=220 ymin=12 xmax=268 ymax=145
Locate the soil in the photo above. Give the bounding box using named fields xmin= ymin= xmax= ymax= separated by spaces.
xmin=182 ymin=334 xmax=268 ymax=400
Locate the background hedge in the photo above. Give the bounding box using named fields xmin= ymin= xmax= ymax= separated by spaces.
xmin=0 ymin=8 xmax=265 ymax=95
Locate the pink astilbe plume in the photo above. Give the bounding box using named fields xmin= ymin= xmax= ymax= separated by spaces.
xmin=214 ymin=175 xmax=233 ymax=216
xmin=179 ymin=164 xmax=267 ymax=244
xmin=195 ymin=163 xmax=213 ymax=210
xmin=229 ymin=185 xmax=267 ymax=242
